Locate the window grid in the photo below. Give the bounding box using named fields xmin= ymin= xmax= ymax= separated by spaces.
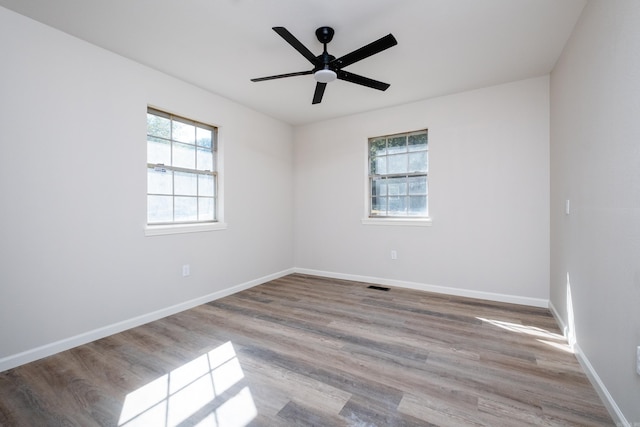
xmin=368 ymin=130 xmax=428 ymax=218
xmin=147 ymin=108 xmax=218 ymax=225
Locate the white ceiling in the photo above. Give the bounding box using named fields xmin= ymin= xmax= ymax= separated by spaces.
xmin=0 ymin=0 xmax=586 ymax=126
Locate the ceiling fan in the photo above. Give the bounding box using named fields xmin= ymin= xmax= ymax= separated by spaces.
xmin=251 ymin=26 xmax=398 ymax=104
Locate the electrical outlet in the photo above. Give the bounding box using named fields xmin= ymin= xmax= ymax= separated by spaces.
xmin=391 ymin=250 xmax=398 ymax=260
xmin=636 ymin=346 xmax=640 ymax=376
xmin=182 ymin=264 xmax=190 ymax=277
xmin=565 ymin=199 xmax=571 ymax=215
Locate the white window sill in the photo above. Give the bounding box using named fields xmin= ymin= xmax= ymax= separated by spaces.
xmin=145 ymin=222 xmax=228 ymax=236
xmin=361 ymin=217 xmax=432 ymax=227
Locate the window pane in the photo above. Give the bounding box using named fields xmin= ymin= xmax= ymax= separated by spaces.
xmin=371 ymin=177 xmax=387 ymax=197
xmin=147 ymin=114 xmax=171 ymax=139
xmin=148 ymin=168 xmax=172 ymax=195
xmin=198 ymin=174 xmax=214 ymax=197
xmin=370 ymin=138 xmax=387 ymax=156
xmin=174 ymin=171 xmax=197 ymax=196
xmin=371 ymin=196 xmax=387 ymax=216
xmin=408 ymin=133 xmax=427 ymax=152
xmin=408 ymin=176 xmax=427 ymax=195
xmin=409 ymin=196 xmax=427 ymax=216
xmin=173 ymin=120 xmax=196 ymax=144
xmin=147 ymin=136 xmax=171 ymax=165
xmin=409 ymin=151 xmax=427 ymax=173
xmin=147 ymin=108 xmax=219 ymax=226
xmin=175 ymin=196 xmax=198 ymax=222
xmin=387 ymin=154 xmax=408 ymax=174
xmin=387 ymin=136 xmax=406 ymax=154
xmin=386 ymin=177 xmax=407 ymax=196
xmin=198 ymin=197 xmax=215 ymax=221
xmin=173 ymin=142 xmax=196 ymax=169
xmin=196 ymin=127 xmax=212 ymax=148
xmin=388 ymin=196 xmax=407 ymax=216
xmin=197 ymin=146 xmax=214 ymax=171
xmin=371 ymin=156 xmax=386 ymax=175
xmin=148 ymin=195 xmax=173 ymax=223
xmin=368 ymin=130 xmax=428 ymax=219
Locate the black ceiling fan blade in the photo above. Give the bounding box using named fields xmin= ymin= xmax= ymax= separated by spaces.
xmin=332 ymin=34 xmax=397 ymax=69
xmin=272 ymin=27 xmax=319 ymax=66
xmin=312 ymin=82 xmax=327 ymax=104
xmin=337 ymin=70 xmax=390 ymax=91
xmin=251 ymin=70 xmax=313 ymax=82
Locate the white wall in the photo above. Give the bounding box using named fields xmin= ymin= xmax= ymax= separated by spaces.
xmin=0 ymin=7 xmax=294 ymax=368
xmin=550 ymin=1 xmax=640 ymax=424
xmin=294 ymin=77 xmax=550 ymax=305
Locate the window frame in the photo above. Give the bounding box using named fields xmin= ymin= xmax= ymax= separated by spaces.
xmin=145 ymin=107 xmax=226 ymax=236
xmin=362 ymin=129 xmax=432 ymax=226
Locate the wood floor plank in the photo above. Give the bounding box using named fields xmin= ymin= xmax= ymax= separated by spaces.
xmin=398 ymin=391 xmax=484 ymax=427
xmin=0 ymin=274 xmax=614 ymax=426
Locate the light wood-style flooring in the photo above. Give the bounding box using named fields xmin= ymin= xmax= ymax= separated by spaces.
xmin=0 ymin=274 xmax=613 ymax=426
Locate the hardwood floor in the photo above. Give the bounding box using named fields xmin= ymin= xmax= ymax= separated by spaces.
xmin=0 ymin=274 xmax=613 ymax=426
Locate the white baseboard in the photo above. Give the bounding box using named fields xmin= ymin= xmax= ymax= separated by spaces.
xmin=0 ymin=268 xmax=295 ymax=373
xmin=548 ymin=301 xmax=628 ymax=427
xmin=294 ymin=268 xmax=549 ymax=308
xmin=573 ymin=343 xmax=629 ymax=427
xmin=547 ymin=300 xmax=568 ymax=337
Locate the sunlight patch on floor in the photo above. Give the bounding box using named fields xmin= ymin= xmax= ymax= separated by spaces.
xmin=477 ymin=317 xmax=564 ymax=340
xmin=477 ymin=317 xmax=573 ymax=353
xmin=537 ymin=339 xmax=573 ymax=353
xmin=118 ymin=341 xmax=257 ymax=427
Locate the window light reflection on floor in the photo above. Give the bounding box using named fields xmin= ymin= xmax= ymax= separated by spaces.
xmin=118 ymin=341 xmax=257 ymax=427
xmin=537 ymin=339 xmax=574 ymax=353
xmin=476 ymin=317 xmax=573 ymax=353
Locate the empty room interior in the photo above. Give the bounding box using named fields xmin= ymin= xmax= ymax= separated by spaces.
xmin=1 ymin=0 xmax=639 ymax=425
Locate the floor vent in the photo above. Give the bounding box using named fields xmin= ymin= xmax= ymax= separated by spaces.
xmin=367 ymin=285 xmax=390 ymax=291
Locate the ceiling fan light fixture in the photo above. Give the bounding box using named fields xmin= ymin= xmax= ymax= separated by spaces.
xmin=314 ymin=69 xmax=337 ymax=83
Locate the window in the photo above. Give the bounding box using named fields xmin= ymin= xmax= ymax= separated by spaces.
xmin=368 ymin=130 xmax=428 ymax=218
xmin=147 ymin=108 xmax=218 ymax=225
